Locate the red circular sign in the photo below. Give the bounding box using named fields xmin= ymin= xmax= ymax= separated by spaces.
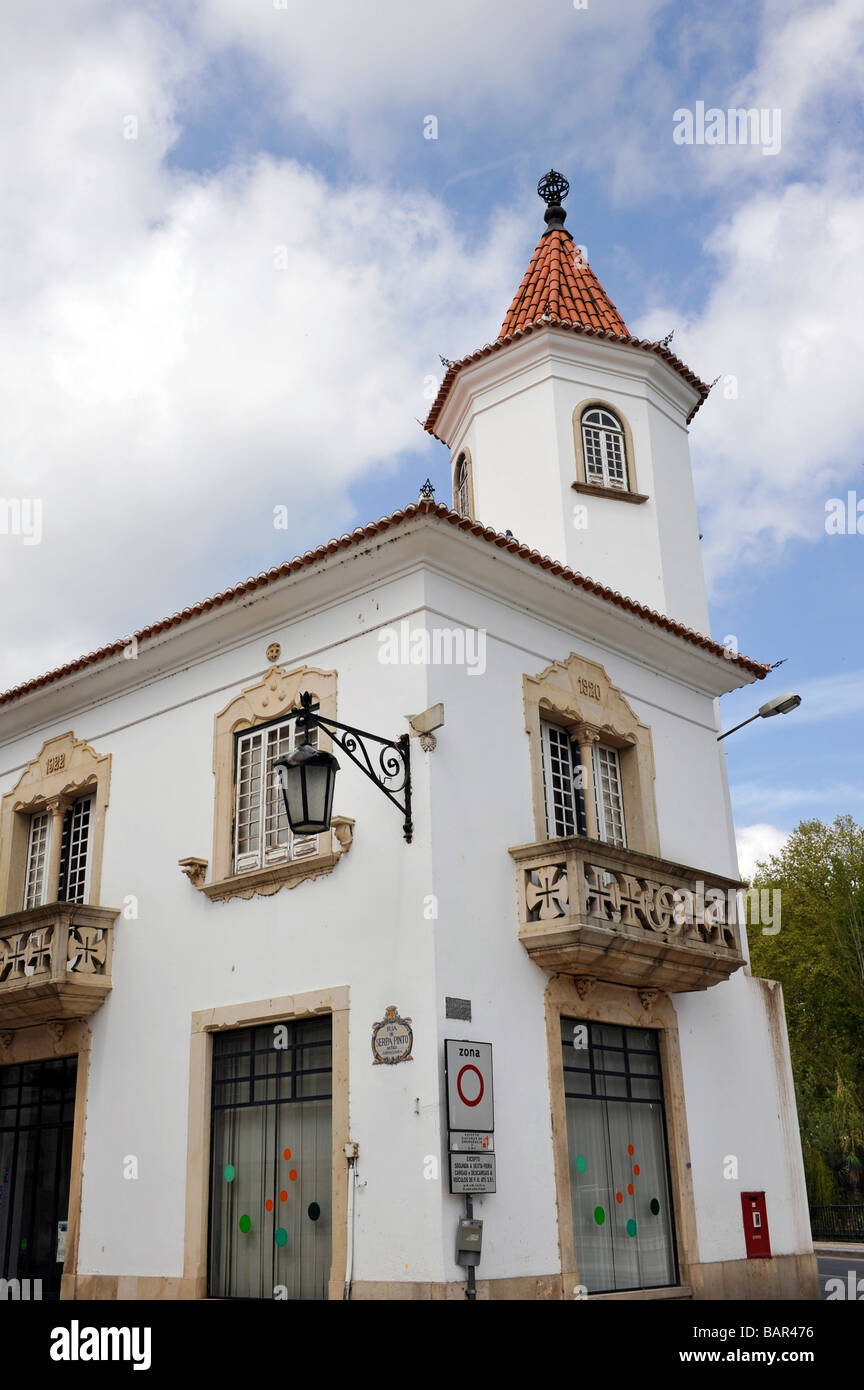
xmin=457 ymin=1064 xmax=484 ymax=1108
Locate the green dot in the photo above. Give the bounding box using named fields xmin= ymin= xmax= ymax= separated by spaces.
xmin=575 ymin=1154 xmax=587 ymax=1174
xmin=593 ymin=1205 xmax=605 ymax=1226
xmin=650 ymin=1198 xmax=660 ymax=1216
xmin=308 ymin=1202 xmax=321 ymax=1221
xmin=626 ymin=1218 xmax=637 ymax=1237
xmin=224 ymin=1164 xmax=236 ymax=1182
xmin=20 ymin=1238 xmax=27 ymax=1251
xmin=275 ymin=1227 xmax=288 ymax=1247
xmin=238 ymin=1214 xmax=251 ymax=1234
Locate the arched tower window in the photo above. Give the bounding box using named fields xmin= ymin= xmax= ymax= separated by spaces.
xmin=454 ymin=452 xmax=472 ymax=517
xmin=581 ymin=407 xmax=628 ymax=491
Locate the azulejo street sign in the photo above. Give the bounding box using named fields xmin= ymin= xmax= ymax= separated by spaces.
xmin=371 ymin=1005 xmax=414 ymax=1065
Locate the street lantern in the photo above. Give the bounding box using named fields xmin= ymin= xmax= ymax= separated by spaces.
xmin=273 ymin=690 xmax=413 ymax=842
xmin=717 ymin=691 xmax=802 ymax=741
xmin=274 ymin=739 xmax=339 ymax=836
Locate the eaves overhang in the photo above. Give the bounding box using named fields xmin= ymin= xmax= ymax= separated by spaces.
xmin=0 ymin=503 xmax=768 ymax=741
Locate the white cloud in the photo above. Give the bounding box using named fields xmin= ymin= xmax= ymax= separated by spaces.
xmin=735 ymin=822 xmax=789 ymax=879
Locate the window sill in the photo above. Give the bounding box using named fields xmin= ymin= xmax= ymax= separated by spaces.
xmin=181 ymin=816 xmax=355 ymax=903
xmin=587 ymin=1284 xmax=692 ymax=1301
xmin=571 ymin=482 xmax=649 ymax=505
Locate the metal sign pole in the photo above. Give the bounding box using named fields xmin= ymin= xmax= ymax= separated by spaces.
xmin=465 ymin=1194 xmax=476 ymax=1301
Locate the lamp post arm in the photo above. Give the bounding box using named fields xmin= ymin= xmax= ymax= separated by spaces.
xmin=291 ymin=698 xmax=412 ymax=843
xmin=716 ymin=712 xmax=761 ymax=742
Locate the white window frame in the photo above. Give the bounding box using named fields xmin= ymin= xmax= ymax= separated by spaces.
xmin=233 ymin=717 xmax=318 ymax=875
xmin=592 ymin=743 xmax=627 ymax=848
xmin=58 ymin=795 xmax=93 ymax=904
xmin=540 ymin=721 xmax=586 ymax=839
xmin=23 ymin=811 xmax=52 ymax=909
xmin=581 ymin=408 xmax=628 ymax=491
xmin=455 ymin=454 xmax=471 ymax=517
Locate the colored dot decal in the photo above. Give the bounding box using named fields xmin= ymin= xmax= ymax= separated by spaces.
xmin=650 ymin=1198 xmax=660 ymax=1216
xmin=289 ymin=1169 xmax=297 ymax=1182
xmin=615 ymin=1191 xmax=623 ymax=1204
xmin=224 ymin=1164 xmax=236 ymax=1182
xmin=238 ymin=1214 xmax=251 ymax=1234
xmin=280 ymin=1189 xmax=288 ymax=1202
xmin=575 ymin=1154 xmax=587 ymax=1173
xmin=308 ymin=1202 xmax=321 ymax=1221
xmin=283 ymin=1148 xmax=292 ymax=1160
xmin=265 ymin=1198 xmax=273 ymax=1212
xmin=627 ymin=1144 xmax=634 ymax=1156
xmin=633 ymin=1165 xmax=640 ymax=1176
xmin=626 ymin=1219 xmax=637 ymax=1238
xmin=627 ymin=1183 xmax=634 ymax=1196
xmin=275 ymin=1227 xmax=288 ymax=1247
xmin=593 ymin=1206 xmax=605 ymax=1226
xmin=20 ymin=1239 xmax=27 ymax=1251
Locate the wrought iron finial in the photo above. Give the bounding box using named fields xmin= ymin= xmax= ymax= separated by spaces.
xmin=537 ymin=169 xmax=570 ymax=236
xmin=419 ymin=478 xmax=435 ymax=502
xmin=538 ymin=170 xmax=569 ymax=206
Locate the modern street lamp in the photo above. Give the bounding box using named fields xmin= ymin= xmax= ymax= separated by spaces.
xmin=717 ymin=691 xmax=802 ymax=742
xmin=274 ymin=690 xmax=413 ymax=842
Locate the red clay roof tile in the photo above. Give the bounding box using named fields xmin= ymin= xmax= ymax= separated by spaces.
xmin=0 ymin=502 xmax=767 ymax=709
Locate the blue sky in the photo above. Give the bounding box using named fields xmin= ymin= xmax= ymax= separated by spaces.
xmin=1 ymin=0 xmax=862 ymax=873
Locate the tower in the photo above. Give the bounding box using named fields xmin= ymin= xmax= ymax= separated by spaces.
xmin=425 ymin=172 xmax=712 ymax=635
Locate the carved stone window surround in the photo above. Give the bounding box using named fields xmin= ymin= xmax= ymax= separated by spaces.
xmin=524 ymin=652 xmax=660 ymax=856
xmin=192 ymin=664 xmax=354 ymax=903
xmin=0 ymin=733 xmax=111 ymax=915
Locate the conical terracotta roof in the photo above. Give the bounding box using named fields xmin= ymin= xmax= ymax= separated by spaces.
xmin=499 ymin=227 xmax=628 ymax=337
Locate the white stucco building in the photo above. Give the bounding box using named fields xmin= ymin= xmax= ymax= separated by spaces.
xmin=0 ymin=173 xmax=816 ymax=1301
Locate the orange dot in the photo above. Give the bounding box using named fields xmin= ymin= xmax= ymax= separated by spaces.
xmin=627 ymin=1144 xmax=634 ymax=1156
xmin=283 ymin=1148 xmax=291 ymax=1160
xmin=265 ymin=1199 xmax=273 ymax=1212
xmin=280 ymin=1190 xmax=288 ymax=1202
xmin=627 ymin=1184 xmax=634 ymax=1196
xmin=616 ymin=1191 xmax=623 ymax=1204
xmin=289 ymin=1169 xmax=297 ymax=1182
xmin=633 ymin=1164 xmax=640 ymax=1176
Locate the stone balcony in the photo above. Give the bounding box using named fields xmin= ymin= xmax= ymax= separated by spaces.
xmin=509 ymin=837 xmax=745 ymax=993
xmin=0 ymin=903 xmax=118 ymax=1026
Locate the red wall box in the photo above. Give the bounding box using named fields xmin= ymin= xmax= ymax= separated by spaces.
xmin=741 ymin=1191 xmax=772 ymax=1259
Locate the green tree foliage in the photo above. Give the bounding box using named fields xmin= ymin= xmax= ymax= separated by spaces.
xmin=746 ymin=815 xmax=864 ymax=1207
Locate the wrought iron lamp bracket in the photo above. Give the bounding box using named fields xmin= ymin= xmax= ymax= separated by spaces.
xmin=291 ymin=691 xmax=412 ymax=843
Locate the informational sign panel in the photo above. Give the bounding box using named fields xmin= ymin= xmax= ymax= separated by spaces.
xmin=450 ymin=1152 xmax=496 ymax=1194
xmin=449 ymin=1130 xmax=494 ymax=1153
xmin=445 ymin=1040 xmax=494 ymax=1134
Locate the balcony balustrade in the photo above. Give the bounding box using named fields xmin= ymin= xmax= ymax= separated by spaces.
xmin=509 ymin=837 xmax=745 ymax=992
xmin=0 ymin=903 xmax=117 ymax=1026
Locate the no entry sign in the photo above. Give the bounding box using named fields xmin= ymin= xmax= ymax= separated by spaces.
xmin=445 ymin=1040 xmax=494 ymax=1133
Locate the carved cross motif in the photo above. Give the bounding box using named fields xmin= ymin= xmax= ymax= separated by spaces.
xmin=0 ymin=932 xmax=31 ymax=982
xmin=526 ymin=865 xmax=569 ymax=921
xmin=25 ymin=928 xmax=53 ymax=976
xmin=584 ymin=865 xmax=621 ymax=920
xmin=67 ymin=926 xmax=106 ymax=975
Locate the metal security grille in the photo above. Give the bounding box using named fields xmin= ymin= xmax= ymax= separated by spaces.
xmin=24 ymin=813 xmax=51 ymax=909
xmin=582 ymin=408 xmax=628 ymax=490
xmin=541 ymin=722 xmax=587 ymax=837
xmin=561 ymin=1019 xmax=678 ymax=1293
xmin=208 ymin=1017 xmax=332 ymax=1300
xmin=0 ymin=1056 xmax=78 ymax=1300
xmin=57 ymin=798 xmax=92 ymax=904
xmin=592 ymin=744 xmax=626 ymax=847
xmin=233 ymin=717 xmax=318 ymax=873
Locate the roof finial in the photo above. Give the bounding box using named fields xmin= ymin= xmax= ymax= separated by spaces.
xmin=537 ymin=169 xmax=571 ymax=237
